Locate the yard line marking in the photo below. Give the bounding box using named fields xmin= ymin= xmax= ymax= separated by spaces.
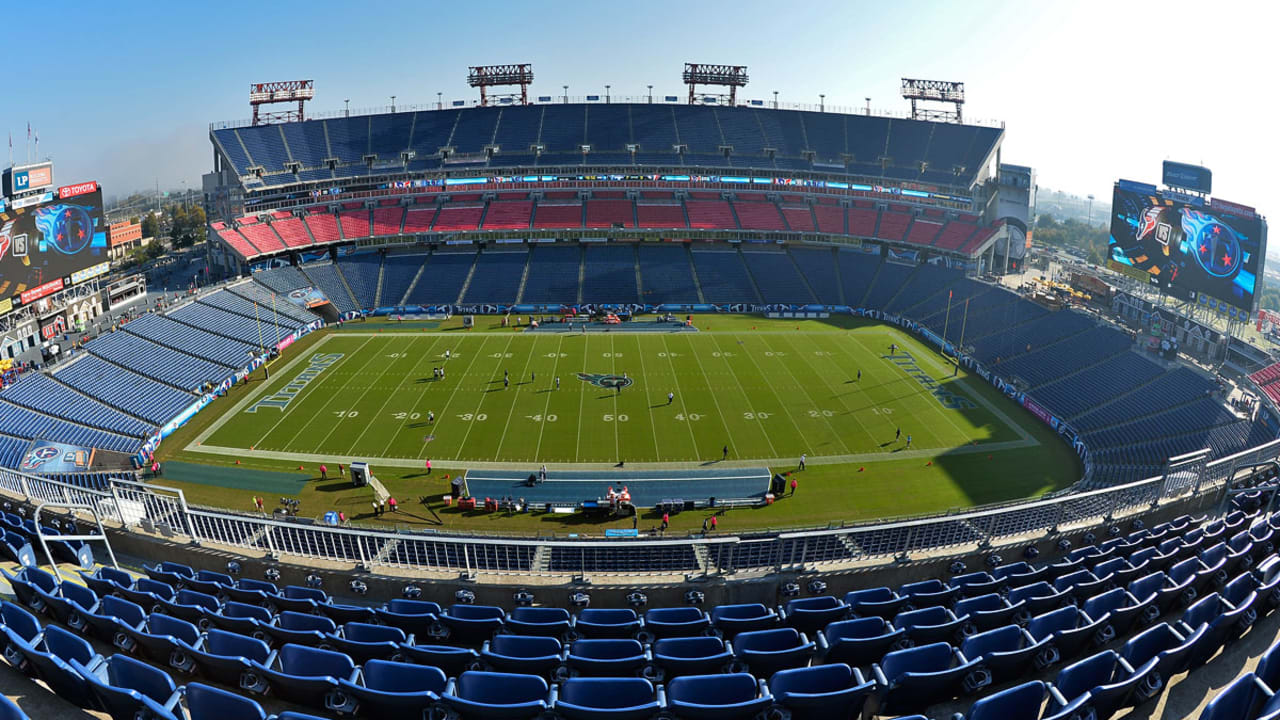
xmin=839 ymin=330 xmax=962 ymax=448
xmin=454 ymin=335 xmax=515 ymax=459
xmin=574 ymin=335 xmax=590 ymax=462
xmin=532 ymin=335 xmax=566 ymax=461
xmin=778 ymin=333 xmax=879 ymax=451
xmin=634 ymin=335 xmax=662 ymax=462
xmin=305 ymin=336 xmax=425 ymax=453
xmin=416 ymin=335 xmax=494 ymax=459
xmin=711 ymin=335 xmax=783 ymax=458
xmin=659 ymin=335 xmax=699 ymax=457
xmin=682 ymin=334 xmax=744 ymax=460
xmin=347 ymin=335 xmax=442 ymax=454
xmin=492 ymin=336 xmax=540 ymax=461
xmin=270 ymin=336 xmax=384 ymax=450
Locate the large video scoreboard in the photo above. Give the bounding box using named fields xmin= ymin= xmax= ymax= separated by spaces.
xmin=0 ymin=181 xmax=109 ymax=316
xmin=1108 ymin=179 xmax=1267 ymax=316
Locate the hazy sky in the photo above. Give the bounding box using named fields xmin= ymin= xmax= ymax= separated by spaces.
xmin=3 ymin=0 xmax=1274 ymax=214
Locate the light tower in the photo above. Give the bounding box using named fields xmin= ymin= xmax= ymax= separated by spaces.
xmin=900 ymin=78 xmax=965 ymax=123
xmin=681 ymin=63 xmax=748 ymax=105
xmin=249 ymin=80 xmax=315 ymax=125
xmin=467 ymin=64 xmax=534 ymax=106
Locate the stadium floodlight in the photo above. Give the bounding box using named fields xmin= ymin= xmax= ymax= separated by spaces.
xmin=682 ymin=63 xmax=748 ymax=105
xmin=467 ymin=64 xmax=534 ymax=106
xmin=249 ymin=80 xmax=314 ymax=125
xmin=900 ymin=78 xmax=965 ymax=123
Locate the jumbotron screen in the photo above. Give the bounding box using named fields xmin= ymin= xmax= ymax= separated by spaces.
xmin=1109 ymin=182 xmax=1265 ymax=313
xmin=0 ymin=184 xmax=108 ymax=307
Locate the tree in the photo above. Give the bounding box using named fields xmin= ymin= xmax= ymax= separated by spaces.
xmin=140 ymin=211 xmax=160 ymax=239
xmin=169 ymin=204 xmax=206 ymax=249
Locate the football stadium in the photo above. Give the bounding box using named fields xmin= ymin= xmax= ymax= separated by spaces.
xmin=0 ymin=50 xmax=1278 ymax=720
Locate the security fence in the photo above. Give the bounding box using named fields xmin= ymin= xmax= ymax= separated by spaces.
xmin=0 ymin=438 xmax=1273 ymax=579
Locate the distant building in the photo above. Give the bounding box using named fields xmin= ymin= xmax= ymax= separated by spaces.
xmin=107 ymin=220 xmax=147 ymax=261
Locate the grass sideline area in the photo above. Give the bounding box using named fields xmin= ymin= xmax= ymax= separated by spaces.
xmin=157 ymin=315 xmax=1081 ymax=536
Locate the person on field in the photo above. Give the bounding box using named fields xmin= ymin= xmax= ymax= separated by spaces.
xmin=668 ymin=392 xmax=674 ymax=405
xmin=906 ymin=434 xmax=913 ymax=448
xmin=895 ymin=427 xmax=901 ymax=441
xmin=319 ymin=464 xmax=327 ymax=480
xmin=857 ymin=369 xmax=862 ymax=381
xmin=799 ymin=454 xmax=806 ymax=471
xmin=428 ymin=411 xmax=435 ymax=424
xmin=791 ymin=476 xmax=798 ymax=496
xmin=425 ymin=459 xmax=432 ymax=474
xmin=555 ymin=376 xmax=560 ymax=390
xmin=504 ymin=376 xmax=510 ymax=389
xmin=722 ymin=445 xmax=728 ymax=461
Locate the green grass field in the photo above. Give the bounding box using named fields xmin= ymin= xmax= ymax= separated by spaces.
xmin=161 ymin=315 xmax=1082 ymax=534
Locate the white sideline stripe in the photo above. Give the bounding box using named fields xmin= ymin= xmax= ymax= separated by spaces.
xmin=464 ymin=474 xmax=772 ymax=483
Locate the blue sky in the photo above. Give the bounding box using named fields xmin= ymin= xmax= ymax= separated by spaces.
xmin=4 ymin=0 xmax=1274 ymax=214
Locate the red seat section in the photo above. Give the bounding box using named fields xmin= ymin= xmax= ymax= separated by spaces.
xmin=876 ymin=211 xmax=911 ymax=242
xmin=636 ymin=203 xmax=686 ymax=229
xmin=780 ymin=205 xmax=815 ymax=232
xmin=403 ymin=207 xmax=437 ymax=233
xmin=959 ymin=225 xmax=997 ymax=254
xmin=433 ymin=204 xmax=485 ymax=232
xmin=586 ymin=199 xmax=634 ymax=228
xmin=238 ymin=221 xmax=285 ymax=254
xmin=847 ymin=208 xmax=878 ymax=237
xmin=339 ymin=210 xmax=370 ymax=239
xmin=934 ymin=222 xmax=977 ymax=250
xmin=304 ymin=210 xmax=342 ymax=244
xmin=813 ymin=205 xmax=845 ymax=234
xmin=686 ymin=200 xmax=737 ymax=229
xmin=482 ymin=200 xmax=533 ymax=230
xmin=905 ymin=219 xmax=942 ymax=247
xmin=272 ymin=216 xmax=313 ymax=248
xmin=534 ymin=202 xmax=584 ymax=229
xmin=215 ymin=227 xmax=259 ymax=259
xmin=372 ymin=207 xmax=404 ymax=236
xmin=733 ymin=200 xmax=786 ymax=231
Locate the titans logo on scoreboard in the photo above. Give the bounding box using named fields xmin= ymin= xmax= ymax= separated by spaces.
xmin=33 ymin=204 xmax=96 ymax=255
xmin=577 ymin=373 xmax=633 ymax=389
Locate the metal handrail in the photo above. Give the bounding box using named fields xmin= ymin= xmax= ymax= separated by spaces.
xmin=32 ymin=501 xmax=119 ymax=582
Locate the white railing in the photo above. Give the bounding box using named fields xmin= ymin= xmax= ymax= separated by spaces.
xmin=0 ymin=435 xmax=1270 ymax=579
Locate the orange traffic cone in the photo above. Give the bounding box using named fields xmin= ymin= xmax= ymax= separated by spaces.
xmin=858 ymin=467 xmax=864 ymax=472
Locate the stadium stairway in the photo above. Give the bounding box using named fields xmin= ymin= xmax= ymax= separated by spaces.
xmin=331 ymin=262 xmax=364 ymax=309
xmin=738 ymin=247 xmax=767 ymax=305
xmin=372 ymin=256 xmax=387 ymax=307
xmin=396 ymin=255 xmax=432 ymax=306
xmin=783 ymin=248 xmax=821 ymax=303
xmin=685 ymin=245 xmax=708 ymax=304
xmin=453 ymin=254 xmax=481 ymax=306
xmin=513 ymin=250 xmax=534 ymax=305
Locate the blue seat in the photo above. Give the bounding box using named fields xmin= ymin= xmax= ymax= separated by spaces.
xmin=117 ymin=612 xmax=201 ymax=673
xmin=953 ymin=593 xmax=1016 ymax=633
xmin=666 ymin=672 xmax=773 ymax=720
xmin=564 ymin=638 xmax=647 ymax=677
xmin=440 ymin=604 xmax=506 ymax=642
xmin=78 ymin=566 xmax=133 ymax=597
xmin=730 ymin=627 xmax=815 ymax=677
xmin=1044 ymin=649 xmax=1143 ymax=720
xmin=817 ymin=617 xmax=903 ymax=668
xmin=769 ymin=663 xmax=873 ymax=720
xmin=960 ymin=624 xmax=1047 ymax=688
xmin=651 ymin=636 xmax=732 ymax=679
xmin=1257 ymin=637 xmax=1280 ymax=690
xmin=39 ymin=579 xmax=99 ymax=632
xmin=323 ymin=621 xmax=407 ymax=664
xmin=442 ymin=670 xmax=550 ymax=720
xmin=554 ymin=677 xmax=661 ymax=720
xmin=1081 ymin=588 xmax=1146 ymax=643
xmin=207 ymin=600 xmax=272 ymax=636
xmin=1221 ymin=572 xmax=1261 ymax=639
xmin=1257 ymin=555 xmax=1280 ymax=615
xmin=0 ymin=600 xmax=44 ymax=672
xmin=780 ymin=596 xmax=848 ymax=632
xmin=899 ymin=579 xmax=958 ymax=608
xmin=80 ymin=595 xmax=146 ymax=645
xmin=223 ymin=577 xmax=277 ymax=605
xmin=317 ymin=601 xmax=378 ymax=626
xmin=116 ymin=577 xmax=176 ymax=609
xmin=1026 ymin=607 xmax=1104 ymax=668
xmin=844 ymin=587 xmax=907 ymax=619
xmin=573 ymin=608 xmax=642 ymax=638
xmin=1119 ymin=622 xmax=1204 ymax=704
xmin=186 ymin=681 xmax=268 ymax=720
xmin=893 ymin=606 xmax=965 ymax=646
xmin=261 ymin=610 xmax=337 ymax=647
xmin=374 ymin=599 xmax=442 ymax=637
xmin=182 ymin=570 xmax=235 ymax=597
xmin=397 ymin=643 xmax=479 ymax=677
xmin=957 ymin=679 xmax=1047 ymax=720
xmin=336 ymin=658 xmax=447 ymax=718
xmin=15 ymin=624 xmax=100 ymax=708
xmin=482 ymin=634 xmax=563 ymax=675
xmin=248 ymin=642 xmax=358 ymax=711
xmin=507 ymin=606 xmax=571 ymax=636
xmin=950 ymin=572 xmax=1002 ymax=598
xmin=870 ymin=642 xmax=979 ymax=714
xmin=992 ymin=562 xmax=1049 ymax=589
xmin=0 ymin=697 xmax=27 ymax=720
xmin=1 ymin=567 xmax=58 ymax=614
xmin=1199 ymin=672 xmax=1278 ymax=720
xmin=144 ymin=561 xmax=194 ymax=587
xmin=189 ymin=627 xmax=275 ymax=689
xmin=1157 ymin=560 xmax=1200 ymax=614
xmin=1007 ymin=581 xmax=1071 ymax=620
xmin=644 ymin=607 xmax=710 ymax=638
xmin=1177 ymin=592 xmax=1251 ymax=668
xmin=711 ymin=603 xmax=778 ymax=638
xmin=156 ymin=588 xmax=220 ymax=626
xmin=1091 ymin=557 xmax=1139 ymax=589
xmin=72 ymin=653 xmax=183 ymax=720
xmin=268 ymin=585 xmax=330 ymax=614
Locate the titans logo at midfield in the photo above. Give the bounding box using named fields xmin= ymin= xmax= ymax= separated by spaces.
xmin=577 ymin=373 xmax=633 ymax=389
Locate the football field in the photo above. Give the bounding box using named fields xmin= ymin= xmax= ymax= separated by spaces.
xmin=195 ymin=318 xmax=1035 ymax=467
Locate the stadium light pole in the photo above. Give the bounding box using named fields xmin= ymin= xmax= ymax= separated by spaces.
xmin=865 ymin=97 xmax=871 ymax=115
xmin=819 ymin=94 xmax=825 ymax=112
xmin=773 ymin=90 xmax=778 ymax=109
xmin=563 ymin=85 xmax=568 ymax=104
xmin=390 ymin=95 xmax=396 ymax=112
xmin=344 ymin=99 xmax=349 ymax=117
xmin=605 ymin=84 xmax=610 ymax=103
xmin=647 ymin=85 xmax=653 ymax=103
xmin=437 ymin=92 xmax=442 ymax=110
xmin=1087 ymin=194 xmax=1095 ymax=226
